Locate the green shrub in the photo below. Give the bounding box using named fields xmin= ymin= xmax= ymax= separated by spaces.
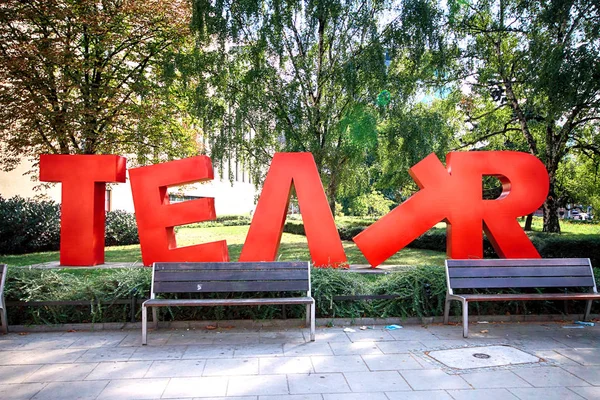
xmin=338 ymin=226 xmax=366 ymax=241
xmin=311 ymin=268 xmax=373 ymax=318
xmin=0 ymin=196 xmax=61 ymax=254
xmin=179 ymin=215 xmax=251 ymax=228
xmin=283 ymin=221 xmax=306 ymax=235
xmin=532 ymin=234 xmax=600 ymax=268
xmin=347 ymin=190 xmax=395 ymax=217
xmin=105 ymin=210 xmax=139 ymax=246
xmin=4 ymin=267 xmax=152 ymax=324
xmin=0 ymin=196 xmax=141 ymax=254
xmin=4 ymin=265 xmax=599 ymax=325
xmin=371 ymin=266 xmax=447 ymax=318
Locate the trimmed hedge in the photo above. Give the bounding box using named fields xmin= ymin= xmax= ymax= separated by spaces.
xmin=0 ymin=196 xmax=140 ymax=255
xmin=0 ymin=196 xmax=61 ymax=254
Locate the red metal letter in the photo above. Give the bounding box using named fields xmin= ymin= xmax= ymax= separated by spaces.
xmin=239 ymin=153 xmax=347 ymax=267
xmin=354 ymin=151 xmax=549 ymax=267
xmin=129 ymin=156 xmax=228 ymax=266
xmin=39 ymin=155 xmax=126 ymax=266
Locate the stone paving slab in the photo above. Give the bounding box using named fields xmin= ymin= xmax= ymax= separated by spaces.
xmin=0 ymin=321 xmax=597 ymax=399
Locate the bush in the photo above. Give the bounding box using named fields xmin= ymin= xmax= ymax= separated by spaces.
xmin=298 ymin=267 xmax=373 ymax=318
xmin=347 ymin=190 xmax=395 ymax=217
xmin=283 ymin=221 xmax=305 ymax=235
xmin=0 ymin=196 xmax=140 ymax=254
xmin=532 ymin=234 xmax=600 ymax=268
xmin=5 ymin=267 xmax=152 ymax=324
xmin=105 ymin=210 xmax=139 ymax=246
xmin=338 ymin=226 xmax=366 ymax=241
xmin=372 ymin=266 xmax=447 ymax=318
xmin=0 ymin=196 xmax=61 ymax=254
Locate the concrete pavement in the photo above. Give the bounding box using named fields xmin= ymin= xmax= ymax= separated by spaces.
xmin=0 ymin=321 xmax=598 ymax=399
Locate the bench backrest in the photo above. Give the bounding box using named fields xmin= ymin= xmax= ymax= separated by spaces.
xmin=445 ymin=258 xmax=596 ymax=294
xmin=150 ymin=262 xmax=311 ymax=298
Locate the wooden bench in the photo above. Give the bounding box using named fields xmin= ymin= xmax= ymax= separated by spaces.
xmin=443 ymin=258 xmax=599 ymax=337
xmin=142 ymin=261 xmax=315 ymax=344
xmin=0 ymin=264 xmax=7 ymax=334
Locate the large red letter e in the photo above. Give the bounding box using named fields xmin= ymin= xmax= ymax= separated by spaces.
xmin=239 ymin=153 xmax=347 ymax=267
xmin=39 ymin=155 xmax=126 ymax=266
xmin=129 ymin=156 xmax=228 ymax=266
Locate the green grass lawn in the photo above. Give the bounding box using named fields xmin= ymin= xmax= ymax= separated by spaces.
xmin=2 ymin=216 xmax=596 ymax=268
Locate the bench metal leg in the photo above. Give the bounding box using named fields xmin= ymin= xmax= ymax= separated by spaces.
xmin=305 ymin=304 xmax=310 ymax=327
xmin=584 ymin=300 xmax=593 ymax=321
xmin=309 ymin=302 xmax=315 ymax=341
xmin=462 ymin=300 xmax=469 ymax=338
xmin=0 ymin=306 xmax=7 ymax=334
xmin=142 ymin=305 xmax=148 ymax=345
xmin=443 ymin=296 xmax=451 ymax=325
xmin=152 ymin=307 xmax=158 ymax=330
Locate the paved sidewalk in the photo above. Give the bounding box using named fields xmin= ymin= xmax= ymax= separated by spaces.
xmin=0 ymin=321 xmax=598 ymax=399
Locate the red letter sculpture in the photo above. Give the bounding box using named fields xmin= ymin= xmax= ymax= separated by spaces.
xmin=239 ymin=153 xmax=347 ymax=267
xmin=354 ymin=151 xmax=549 ymax=267
xmin=39 ymin=155 xmax=126 ymax=266
xmin=129 ymin=156 xmax=228 ymax=266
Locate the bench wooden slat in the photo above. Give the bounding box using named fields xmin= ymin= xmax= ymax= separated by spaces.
xmin=451 ymin=276 xmax=595 ymax=289
xmin=154 ymin=262 xmax=307 ymax=271
xmin=154 ymin=270 xmax=308 ymax=282
xmin=144 ymin=297 xmax=314 ymax=307
xmin=448 ymin=266 xmax=591 ymax=278
xmin=453 ymin=293 xmax=600 ymax=302
xmin=154 ymin=280 xmax=310 ymax=293
xmin=446 ymin=258 xmax=590 ymax=267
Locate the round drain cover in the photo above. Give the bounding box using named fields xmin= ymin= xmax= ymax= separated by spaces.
xmin=472 ymin=353 xmax=491 ymax=359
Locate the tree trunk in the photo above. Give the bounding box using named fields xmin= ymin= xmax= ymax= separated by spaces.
xmin=524 ymin=213 xmax=533 ymax=231
xmin=326 ymin=173 xmax=339 ymax=219
xmin=542 ymin=174 xmax=561 ymax=233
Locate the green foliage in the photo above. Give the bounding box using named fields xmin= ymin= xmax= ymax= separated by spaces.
xmin=4 ymin=267 xmax=152 ymax=325
xmin=7 ymin=264 xmax=597 ymax=325
xmin=0 ymin=196 xmax=141 ymax=255
xmin=105 ymin=210 xmax=139 ymax=246
xmin=182 ymin=215 xmax=251 ymax=228
xmin=0 ymin=196 xmax=61 ymax=255
xmin=303 ymin=268 xmax=373 ymax=319
xmin=0 ymin=0 xmax=197 ymax=167
xmin=188 ymin=0 xmax=446 ymax=211
xmin=347 ymin=190 xmax=395 ymax=217
xmin=372 ymin=266 xmax=447 ymax=318
xmin=446 ymin=0 xmax=600 ymax=232
xmin=283 ymin=221 xmax=306 ymax=236
xmin=531 ymin=234 xmax=600 ymax=271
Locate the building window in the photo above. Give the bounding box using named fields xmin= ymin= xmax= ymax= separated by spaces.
xmin=105 ymin=188 xmax=112 ymax=212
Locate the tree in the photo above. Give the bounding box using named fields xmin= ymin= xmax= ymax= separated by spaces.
xmin=447 ymin=0 xmax=600 ymax=232
xmin=0 ymin=0 xmax=196 ymax=170
xmin=190 ymin=0 xmax=444 ymax=213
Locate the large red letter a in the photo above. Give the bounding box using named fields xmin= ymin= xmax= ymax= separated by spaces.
xmin=240 ymin=153 xmax=347 ymax=267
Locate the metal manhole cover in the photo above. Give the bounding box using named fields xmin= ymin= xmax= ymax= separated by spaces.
xmin=426 ymin=345 xmax=540 ymax=369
